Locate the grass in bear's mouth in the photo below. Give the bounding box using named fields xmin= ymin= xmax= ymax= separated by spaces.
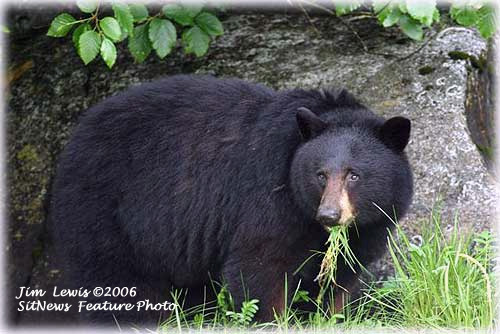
xmin=315 ymin=222 xmax=360 ymax=309
xmin=158 ymin=206 xmax=496 ymax=331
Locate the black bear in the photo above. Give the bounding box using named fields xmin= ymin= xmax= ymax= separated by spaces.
xmin=49 ymin=75 xmax=413 ymax=326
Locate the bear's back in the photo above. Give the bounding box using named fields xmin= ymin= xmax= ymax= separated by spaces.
xmin=51 ymin=75 xmax=304 ymax=284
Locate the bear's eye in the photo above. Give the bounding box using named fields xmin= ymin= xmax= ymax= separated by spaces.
xmin=348 ymin=172 xmax=360 ymax=182
xmin=316 ymin=172 xmax=327 ymax=186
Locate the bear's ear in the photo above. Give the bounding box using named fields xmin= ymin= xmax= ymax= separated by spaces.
xmin=379 ymin=116 xmax=411 ymax=152
xmin=296 ymin=107 xmax=327 ymax=140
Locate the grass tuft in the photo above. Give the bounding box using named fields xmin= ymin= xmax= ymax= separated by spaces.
xmin=346 ymin=207 xmax=496 ymax=329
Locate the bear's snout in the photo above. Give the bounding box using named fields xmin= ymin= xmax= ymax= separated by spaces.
xmin=316 ymin=207 xmax=341 ymax=226
xmin=316 ymin=175 xmax=356 ymax=227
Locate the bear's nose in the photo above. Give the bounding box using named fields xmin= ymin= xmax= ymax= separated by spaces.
xmin=316 ymin=208 xmax=341 ymax=227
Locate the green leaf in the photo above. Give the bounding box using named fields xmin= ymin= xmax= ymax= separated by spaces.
xmin=407 ymin=0 xmax=437 ymax=26
xmin=373 ymin=0 xmax=391 ymax=14
xmin=195 ymin=12 xmax=223 ymax=36
xmin=78 ymin=30 xmax=101 ymax=65
xmin=117 ymin=28 xmax=128 ymax=42
xmin=47 ymin=13 xmax=77 ymax=37
xmin=376 ymin=4 xmax=391 ymax=24
xmin=148 ymin=18 xmax=176 ymax=58
xmin=113 ymin=3 xmax=134 ymax=37
xmin=182 ymin=26 xmax=210 ymax=57
xmin=477 ymin=5 xmax=497 ymax=39
xmin=450 ymin=5 xmax=478 ymax=27
xmin=128 ymin=23 xmax=152 ymax=63
xmin=399 ymin=2 xmax=407 ymax=14
xmin=72 ymin=23 xmax=91 ymax=50
xmin=399 ymin=15 xmax=424 ymax=41
xmin=76 ymin=0 xmax=97 ymax=13
xmin=1 ymin=25 xmax=10 ymax=33
xmin=335 ymin=1 xmax=362 ymax=16
xmin=162 ymin=3 xmax=202 ymax=26
xmin=99 ymin=17 xmax=122 ymax=42
xmin=129 ymin=4 xmax=149 ymax=23
xmin=100 ymin=37 xmax=117 ymax=68
xmin=382 ymin=7 xmax=402 ymax=27
xmin=433 ymin=8 xmax=440 ymax=23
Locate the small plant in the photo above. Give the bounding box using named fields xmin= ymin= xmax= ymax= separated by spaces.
xmin=372 ymin=0 xmax=441 ymax=41
xmin=450 ymin=1 xmax=497 ymax=38
xmin=213 ymin=284 xmax=234 ymax=326
xmin=161 ymin=283 xmax=260 ymax=330
xmin=335 ymin=0 xmax=497 ymax=41
xmin=47 ymin=1 xmax=224 ymax=68
xmin=225 ymin=299 xmax=260 ymax=327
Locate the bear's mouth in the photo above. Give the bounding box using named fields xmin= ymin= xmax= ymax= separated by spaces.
xmin=316 ymin=211 xmax=341 ymax=227
xmin=316 ymin=214 xmax=355 ymax=229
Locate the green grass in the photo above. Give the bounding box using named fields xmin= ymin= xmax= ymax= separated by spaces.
xmin=346 ymin=207 xmax=496 ymax=329
xmin=315 ymin=223 xmax=360 ymax=310
xmin=157 ymin=206 xmax=496 ymax=331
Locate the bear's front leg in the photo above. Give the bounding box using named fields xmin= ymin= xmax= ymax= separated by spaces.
xmin=221 ymin=251 xmax=298 ymax=322
xmin=331 ymin=276 xmax=360 ymax=314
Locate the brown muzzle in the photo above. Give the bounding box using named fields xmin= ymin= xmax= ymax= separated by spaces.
xmin=316 ymin=175 xmax=355 ymax=227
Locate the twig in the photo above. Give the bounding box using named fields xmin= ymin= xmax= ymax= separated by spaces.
xmin=346 ymin=15 xmax=377 ymax=22
xmin=288 ymin=0 xmax=443 ymax=61
xmin=392 ymin=27 xmax=443 ymax=62
xmin=298 ymin=0 xmax=370 ymax=53
xmin=288 ymin=0 xmax=321 ymax=35
xmin=336 ymin=14 xmax=370 ymax=53
xmin=297 ymin=0 xmax=398 ymax=58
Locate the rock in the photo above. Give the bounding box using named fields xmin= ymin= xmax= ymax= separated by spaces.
xmin=7 ymin=11 xmax=495 ymax=324
xmin=6 ymin=2 xmax=80 ymax=38
xmin=464 ymin=35 xmax=497 ymax=172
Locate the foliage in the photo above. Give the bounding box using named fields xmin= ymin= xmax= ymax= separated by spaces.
xmin=450 ymin=2 xmax=497 ymax=39
xmin=45 ymin=1 xmax=497 ymax=69
xmin=225 ymin=299 xmax=260 ymax=327
xmin=47 ymin=1 xmax=224 ymax=68
xmin=159 ymin=205 xmax=496 ymax=330
xmin=346 ymin=207 xmax=496 ymax=328
xmin=333 ymin=0 xmax=497 ymax=41
xmin=161 ymin=283 xmax=260 ymax=329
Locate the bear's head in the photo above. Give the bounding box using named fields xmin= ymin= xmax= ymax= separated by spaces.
xmin=290 ymin=106 xmax=413 ymax=229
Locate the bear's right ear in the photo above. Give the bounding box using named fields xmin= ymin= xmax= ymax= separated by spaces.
xmin=296 ymin=107 xmax=327 ymax=140
xmin=379 ymin=116 xmax=411 ymax=152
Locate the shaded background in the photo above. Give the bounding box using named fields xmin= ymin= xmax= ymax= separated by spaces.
xmin=6 ymin=2 xmax=496 ymax=325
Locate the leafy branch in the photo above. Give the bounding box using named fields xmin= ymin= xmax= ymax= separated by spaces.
xmin=46 ymin=0 xmax=497 ymax=69
xmin=47 ymin=0 xmax=224 ymax=68
xmin=336 ymin=0 xmax=497 ymax=41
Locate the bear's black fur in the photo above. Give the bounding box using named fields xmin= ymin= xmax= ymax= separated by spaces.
xmin=49 ymin=75 xmax=413 ymax=325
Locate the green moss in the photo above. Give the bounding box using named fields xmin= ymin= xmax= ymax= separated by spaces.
xmin=401 ymin=77 xmax=412 ymax=85
xmin=448 ymin=50 xmax=471 ymax=61
xmin=12 ymin=144 xmax=49 ymax=225
xmin=448 ymin=51 xmax=487 ymax=72
xmin=16 ymin=144 xmax=40 ymax=163
xmin=469 ymin=55 xmax=487 ymax=71
xmin=418 ymin=66 xmax=435 ymax=75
